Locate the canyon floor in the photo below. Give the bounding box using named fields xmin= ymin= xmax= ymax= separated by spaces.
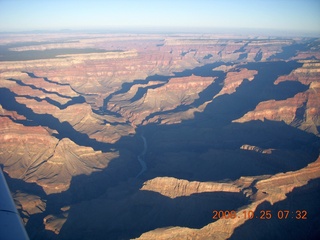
xmin=0 ymin=32 xmax=319 ymax=240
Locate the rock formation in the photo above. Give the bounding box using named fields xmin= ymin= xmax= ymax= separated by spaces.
xmin=136 ymin=155 xmax=320 ymax=240
xmin=108 ymin=74 xmax=216 ymax=124
xmin=0 ymin=33 xmax=319 ymax=240
xmin=234 ymin=60 xmax=320 ymax=136
xmin=140 ymin=177 xmax=241 ymax=198
xmin=0 ymin=116 xmax=118 ymax=194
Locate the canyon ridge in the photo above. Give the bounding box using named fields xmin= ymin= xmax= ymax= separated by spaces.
xmin=0 ymin=32 xmax=319 ymax=240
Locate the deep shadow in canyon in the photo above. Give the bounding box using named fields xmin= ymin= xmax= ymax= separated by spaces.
xmin=2 ymin=59 xmax=320 ymax=239
xmin=101 ymin=61 xmax=230 ymax=117
xmin=24 ymin=146 xmax=141 ymax=240
xmin=267 ymin=40 xmax=313 ymax=61
xmin=6 ymin=78 xmax=86 ymax=110
xmin=141 ymin=119 xmax=318 ymax=182
xmin=0 ymin=88 xmax=112 ymax=152
xmin=145 ymin=67 xmax=228 ymax=122
xmin=60 ymin=190 xmax=249 ymax=240
xmin=230 ymin=178 xmax=320 ymax=240
xmin=59 ymin=60 xmax=319 ymax=239
xmin=138 ymin=61 xmax=318 ymax=182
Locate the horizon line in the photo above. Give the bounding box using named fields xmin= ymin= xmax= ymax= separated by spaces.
xmin=1 ymin=26 xmax=320 ymax=38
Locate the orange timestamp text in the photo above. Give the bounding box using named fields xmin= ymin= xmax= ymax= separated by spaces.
xmin=212 ymin=210 xmax=307 ymax=220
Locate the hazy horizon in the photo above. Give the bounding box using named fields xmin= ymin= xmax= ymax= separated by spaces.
xmin=0 ymin=26 xmax=318 ymax=38
xmin=0 ymin=0 xmax=319 ymax=37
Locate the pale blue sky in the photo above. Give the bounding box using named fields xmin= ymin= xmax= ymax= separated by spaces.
xmin=0 ymin=0 xmax=319 ymax=35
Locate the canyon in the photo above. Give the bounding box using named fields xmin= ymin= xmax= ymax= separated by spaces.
xmin=0 ymin=33 xmax=319 ymax=240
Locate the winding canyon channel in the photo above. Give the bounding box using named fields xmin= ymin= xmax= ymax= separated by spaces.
xmin=136 ymin=135 xmax=148 ymax=178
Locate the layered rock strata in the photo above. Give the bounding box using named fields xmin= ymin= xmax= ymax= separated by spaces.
xmin=136 ymin=155 xmax=320 ymax=240
xmin=0 ymin=33 xmax=318 ymax=239
xmin=234 ymin=60 xmax=320 ymax=136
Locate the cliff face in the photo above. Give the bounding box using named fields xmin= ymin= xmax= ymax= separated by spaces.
xmin=140 ymin=177 xmax=241 ymax=198
xmin=234 ymin=60 xmax=320 ymax=136
xmin=0 ymin=33 xmax=319 ymax=239
xmin=108 ymin=75 xmax=216 ymax=124
xmin=215 ymin=68 xmax=258 ymax=97
xmin=13 ymin=192 xmax=46 ymax=224
xmin=0 ymin=116 xmax=118 ymax=194
xmin=136 ymin=155 xmax=320 ymax=240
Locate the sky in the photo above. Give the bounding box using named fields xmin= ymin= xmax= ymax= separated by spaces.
xmin=0 ymin=0 xmax=319 ymax=35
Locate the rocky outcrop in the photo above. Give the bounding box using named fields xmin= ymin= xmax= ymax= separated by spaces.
xmin=240 ymin=144 xmax=273 ymax=154
xmin=0 ymin=33 xmax=319 ymax=239
xmin=141 ymin=177 xmax=240 ymax=198
xmin=0 ymin=77 xmax=76 ymax=106
xmin=108 ymin=75 xmax=215 ymax=124
xmin=215 ymin=68 xmax=258 ymax=97
xmin=254 ymin=154 xmax=320 ymax=203
xmin=0 ymin=116 xmax=118 ymax=194
xmin=0 ymin=71 xmax=79 ymax=97
xmin=136 ymin=155 xmax=320 ymax=240
xmin=0 ymin=104 xmax=26 ymax=120
xmin=13 ymin=192 xmax=46 ymax=224
xmin=0 ymin=71 xmax=134 ymax=143
xmin=234 ymin=60 xmax=320 ymax=135
xmin=44 ymin=211 xmax=68 ymax=235
xmin=14 ymin=96 xmax=134 ymax=143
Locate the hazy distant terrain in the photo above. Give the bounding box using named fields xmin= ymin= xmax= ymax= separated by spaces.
xmin=0 ymin=33 xmax=319 ymax=240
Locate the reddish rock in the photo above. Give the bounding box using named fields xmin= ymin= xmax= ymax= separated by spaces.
xmin=13 ymin=192 xmax=46 ymax=224
xmin=216 ymin=68 xmax=258 ymax=97
xmin=0 ymin=116 xmax=118 ymax=194
xmin=136 ymin=155 xmax=320 ymax=240
xmin=0 ymin=104 xmax=26 ymax=120
xmin=141 ymin=177 xmax=240 ymax=198
xmin=0 ymin=33 xmax=318 ymax=239
xmin=108 ymin=75 xmax=215 ymax=124
xmin=234 ymin=61 xmax=320 ymax=135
